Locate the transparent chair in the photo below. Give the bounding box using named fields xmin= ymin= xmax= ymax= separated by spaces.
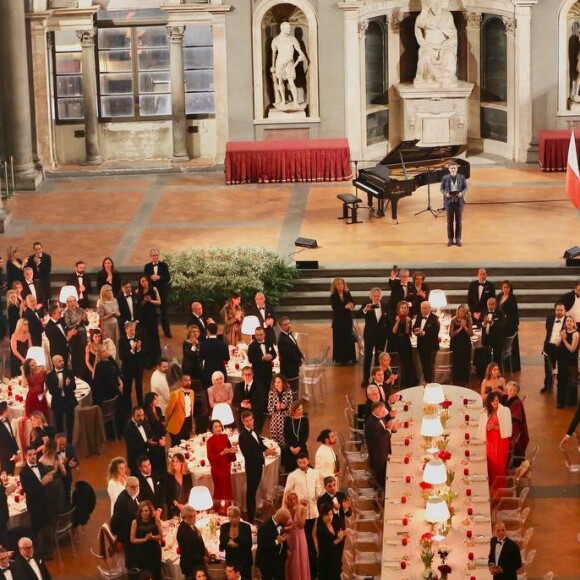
xmin=301 ymin=362 xmax=326 ymax=405
xmin=493 ymin=486 xmax=530 ymax=519
xmin=516 ymin=548 xmax=536 ymax=580
xmin=560 ymin=433 xmax=580 ymax=473
xmin=54 ymin=507 xmax=77 ymax=565
xmin=500 ymin=332 xmax=518 ymax=375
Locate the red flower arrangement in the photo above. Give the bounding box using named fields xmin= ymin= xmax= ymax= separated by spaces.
xmin=438 ymin=450 xmax=452 ymax=462
xmin=438 ymin=564 xmax=452 ymax=579
xmin=420 ymin=532 xmax=434 ymax=542
xmin=419 ymin=481 xmax=434 ymax=491
xmin=440 ymin=399 xmax=453 ymax=409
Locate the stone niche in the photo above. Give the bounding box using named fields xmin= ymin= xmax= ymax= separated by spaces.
xmin=253 ymin=0 xmax=319 ymax=123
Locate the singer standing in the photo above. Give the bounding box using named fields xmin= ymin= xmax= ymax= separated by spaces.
xmin=441 ymin=160 xmax=467 ymax=247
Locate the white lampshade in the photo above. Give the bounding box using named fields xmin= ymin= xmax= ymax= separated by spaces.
xmin=429 ymin=289 xmax=447 ymax=308
xmin=421 ymin=414 xmax=444 ymax=438
xmin=423 ymin=459 xmax=448 ymax=485
xmin=423 ymin=383 xmax=445 ymax=405
xmin=425 ymin=496 xmax=450 ymax=523
xmin=188 ymin=486 xmax=213 ymax=511
xmin=59 ymin=285 xmax=78 ymax=303
xmin=211 ymin=403 xmax=235 ymax=426
xmin=26 ymin=347 xmax=46 ymax=367
xmin=241 ymin=315 xmax=260 ymax=336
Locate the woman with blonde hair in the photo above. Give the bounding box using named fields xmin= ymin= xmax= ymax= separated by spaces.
xmin=207 ymin=371 xmax=234 ymax=410
xmin=284 ymin=491 xmax=310 ymax=579
xmin=449 ymin=303 xmax=474 ymax=386
xmin=6 ymin=246 xmax=24 ymax=288
xmin=6 ymin=289 xmax=22 ymax=337
xmin=107 ymin=457 xmax=128 ymax=515
xmin=330 ymin=277 xmax=356 ymax=365
xmin=64 ymin=295 xmax=89 ymax=378
xmin=164 ymin=452 xmax=193 ymax=518
xmin=221 ymin=292 xmax=244 ymax=346
xmin=391 ymin=300 xmax=417 ymax=388
xmin=97 ymin=284 xmax=121 ymax=350
xmin=10 ymin=318 xmax=31 ymax=377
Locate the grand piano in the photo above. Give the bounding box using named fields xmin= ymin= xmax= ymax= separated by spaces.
xmin=352 ymin=139 xmax=470 ymax=223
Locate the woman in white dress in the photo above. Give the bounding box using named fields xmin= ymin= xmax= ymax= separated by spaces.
xmin=107 ymin=456 xmax=128 ymax=515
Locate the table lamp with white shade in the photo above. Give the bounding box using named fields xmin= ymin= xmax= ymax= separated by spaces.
xmin=59 ymin=285 xmax=78 ymax=304
xmin=241 ymin=315 xmax=260 ymax=341
xmin=421 ymin=413 xmax=443 ymax=452
xmin=423 ymin=459 xmax=447 ymax=485
xmin=429 ymin=289 xmax=447 ymax=318
xmin=425 ymin=496 xmax=451 ymax=540
xmin=188 ymin=485 xmax=213 ymax=514
xmin=423 ymin=383 xmax=445 ymax=405
xmin=26 ymin=346 xmax=46 ymax=367
xmin=211 ymin=402 xmax=235 ymax=426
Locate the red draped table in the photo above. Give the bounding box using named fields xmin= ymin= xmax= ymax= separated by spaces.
xmin=538 ymin=129 xmax=580 ymax=171
xmin=225 ymin=138 xmax=352 ymax=184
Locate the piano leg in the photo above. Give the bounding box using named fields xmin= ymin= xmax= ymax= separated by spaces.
xmin=366 ymin=192 xmax=375 ymax=213
xmin=377 ymin=198 xmax=385 ymax=217
xmin=391 ymin=198 xmax=399 ymax=224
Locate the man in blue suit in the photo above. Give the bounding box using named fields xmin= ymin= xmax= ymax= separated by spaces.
xmin=441 ymin=160 xmax=467 ymax=247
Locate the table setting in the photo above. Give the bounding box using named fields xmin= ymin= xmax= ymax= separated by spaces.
xmin=225 ymin=343 xmax=280 ymax=382
xmin=381 ymin=384 xmax=493 ymax=579
xmin=2 ymin=474 xmax=29 ymax=529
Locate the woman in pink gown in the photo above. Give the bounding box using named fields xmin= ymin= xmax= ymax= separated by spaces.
xmin=206 ymin=419 xmax=236 ymax=502
xmin=477 ymin=391 xmax=512 ymax=486
xmin=284 ymin=492 xmax=311 ymax=579
xmin=23 ymin=358 xmax=49 ymax=419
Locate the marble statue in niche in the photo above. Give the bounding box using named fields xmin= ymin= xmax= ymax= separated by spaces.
xmin=413 ymin=0 xmax=458 ymax=87
xmin=569 ymin=20 xmax=580 ymax=102
xmin=270 ymin=21 xmax=308 ymax=112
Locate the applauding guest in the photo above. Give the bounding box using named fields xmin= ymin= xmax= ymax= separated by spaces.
xmin=233 ymin=366 xmax=260 ymax=427
xmin=284 ymin=492 xmax=310 ymax=579
xmin=314 ymin=430 xmax=341 ymax=482
xmin=391 ymin=300 xmax=417 ymax=388
xmin=481 ymin=362 xmax=506 ymax=401
xmin=92 ymin=345 xmax=123 ymax=408
xmin=130 ymin=499 xmax=163 ymax=580
xmin=488 ymin=520 xmax=521 ymax=579
xmin=124 ymin=406 xmax=153 ymax=474
xmin=412 ymin=301 xmax=440 ymax=384
xmin=449 ymin=304 xmax=474 ymax=386
xmin=186 ymin=301 xmax=213 ymax=339
xmin=219 ymin=505 xmax=253 ymax=580
xmin=10 ymin=318 xmax=31 ymax=378
xmin=97 ymin=257 xmax=121 ymax=296
xmin=208 ymin=371 xmax=234 ymax=410
xmin=467 ymin=268 xmax=496 ymax=327
xmin=97 ymin=285 xmax=121 ymax=351
xmin=555 ymin=314 xmax=580 ymax=408
xmin=364 ymin=401 xmax=392 ymax=490
xmin=182 ymin=325 xmax=202 ymax=383
xmin=330 ymin=277 xmax=356 ymax=365
xmin=143 ymin=392 xmax=167 ymax=475
xmin=503 ymin=381 xmax=529 ymax=466
xmin=144 ymin=248 xmax=172 ymax=339
xmin=117 ymin=280 xmax=140 ymax=333
xmin=119 ymin=321 xmax=145 ymax=411
xmin=247 ymin=328 xmax=276 ymax=432
xmin=206 ymin=419 xmax=236 ymax=503
xmin=23 ymin=358 xmax=49 ymax=420
xmin=67 ymin=260 xmax=92 ymax=309
xmin=248 ymin=291 xmax=277 ymax=343
xmin=267 ymin=374 xmax=294 ymax=448
xmin=137 ymin=276 xmax=162 ymax=368
xmin=314 ymin=503 xmax=346 ymax=580
xmin=46 ymin=354 xmax=77 ymax=440
xmin=63 ymin=295 xmax=89 ymax=379
xmin=165 ymin=453 xmax=193 ymax=519
xmin=256 ymin=508 xmax=291 ymax=580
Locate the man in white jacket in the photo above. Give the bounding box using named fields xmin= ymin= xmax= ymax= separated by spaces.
xmin=314 ymin=429 xmax=341 ymax=484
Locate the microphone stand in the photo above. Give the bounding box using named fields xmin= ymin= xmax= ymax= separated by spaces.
xmin=415 ymin=166 xmax=441 ymax=218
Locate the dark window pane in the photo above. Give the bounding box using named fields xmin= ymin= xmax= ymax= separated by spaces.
xmin=98 ymin=28 xmax=131 ymax=49
xmin=136 ymin=26 xmax=168 ymax=48
xmin=186 ymin=92 xmax=215 ymax=114
xmin=100 ymin=73 xmax=133 ymax=95
xmin=56 ymin=53 xmax=82 ymax=75
xmin=183 ymin=24 xmax=212 ymax=47
xmin=57 ymin=98 xmax=84 ymax=120
xmin=365 ymin=19 xmax=388 ymax=106
xmin=99 ymin=49 xmax=132 ymax=72
xmin=184 ymin=70 xmax=214 ymax=92
xmin=366 ymin=109 xmax=389 ymax=146
xmin=100 ymin=95 xmax=134 ymax=117
xmin=138 ymin=48 xmax=170 ymax=71
xmin=481 ymin=17 xmax=507 ymax=102
xmin=140 ymin=95 xmax=171 ymax=116
xmin=184 ymin=46 xmax=213 ymax=69
xmin=481 ymin=107 xmax=507 ymax=142
xmin=56 ymin=75 xmax=83 ymax=97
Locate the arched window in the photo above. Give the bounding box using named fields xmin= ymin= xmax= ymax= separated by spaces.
xmin=365 ymin=17 xmax=388 ymax=147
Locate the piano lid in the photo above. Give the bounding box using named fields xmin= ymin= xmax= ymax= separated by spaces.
xmin=378 ymin=139 xmax=467 ymax=167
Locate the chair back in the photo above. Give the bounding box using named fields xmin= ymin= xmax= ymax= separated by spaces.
xmin=560 ymin=433 xmax=580 ymax=473
xmin=11 ymin=416 xmax=32 ymax=455
xmin=293 ymin=332 xmax=310 ymax=361
xmin=101 ymin=396 xmax=118 ymax=421
xmin=56 ymin=507 xmax=75 ymax=535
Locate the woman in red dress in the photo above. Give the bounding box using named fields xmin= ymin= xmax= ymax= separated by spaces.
xmin=206 ymin=419 xmax=236 ymax=502
xmin=477 ymin=391 xmax=512 ymax=486
xmin=23 ymin=358 xmax=49 ymax=419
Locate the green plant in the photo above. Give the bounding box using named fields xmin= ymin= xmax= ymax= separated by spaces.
xmin=163 ymin=246 xmax=298 ymax=308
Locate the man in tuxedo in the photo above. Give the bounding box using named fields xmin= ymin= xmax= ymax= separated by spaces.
xmin=277 ymin=316 xmax=304 ymax=397
xmin=46 ymin=354 xmax=77 ymax=440
xmin=247 ymin=328 xmax=276 ymax=432
xmin=541 ymin=302 xmax=567 ymax=393
xmin=317 ymin=475 xmax=352 ymax=560
xmin=135 ymin=456 xmax=163 ymax=510
xmin=482 ymin=297 xmax=507 ymax=365
xmin=225 ymin=563 xmax=243 ymax=580
xmin=248 ymin=291 xmax=276 ymax=343
xmin=256 ymin=508 xmax=291 ymax=580
xmin=467 ymin=268 xmax=496 ymax=326
xmin=12 ymin=537 xmax=52 ymax=580
xmin=185 ymin=301 xmax=214 ymax=339
xmin=412 ymin=301 xmax=441 ymax=383
xmin=388 ymin=268 xmax=416 ymax=317
xmin=558 ymin=281 xmax=580 ymax=330
xmin=44 ymin=304 xmax=71 ymax=367
xmin=357 ymin=288 xmax=390 ymax=387
xmin=0 ymin=545 xmax=16 ymax=580
xmin=110 ymin=477 xmax=140 ymax=568
xmin=238 ymin=411 xmax=277 ymax=523
xmin=488 ymin=520 xmax=522 ymax=580
xmin=26 ymin=242 xmax=52 ymax=306
xmin=0 ymin=403 xmax=18 ymax=475
xmin=67 ymin=260 xmax=92 ymax=309
xmin=22 ymin=295 xmax=44 ymax=346
xmin=21 ymin=267 xmax=44 ymax=307
xmin=367 ymin=367 xmax=400 ymax=411
xmin=364 ymin=402 xmax=393 ymax=490
xmin=199 ymin=322 xmax=230 ymax=387
xmin=144 ymin=248 xmax=172 ymax=338
xmin=117 ymin=281 xmax=140 ymax=334
xmin=441 ymin=160 xmax=467 ymax=246
xmin=55 ymin=433 xmax=79 ymax=503
xmin=165 ymin=373 xmax=196 ymax=446
xmin=123 ymin=406 xmax=152 ymax=474
xmin=233 ymin=366 xmax=261 ymax=428
xmin=176 ymin=505 xmax=209 ymax=577
xmin=19 ymin=448 xmax=53 ymax=559
xmin=119 ymin=321 xmax=144 ymax=413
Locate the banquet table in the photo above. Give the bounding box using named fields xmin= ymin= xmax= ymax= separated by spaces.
xmin=538 ymin=129 xmax=580 ymax=171
xmin=225 ymin=138 xmax=353 ymax=184
xmin=161 ymin=515 xmax=257 ymax=580
xmin=381 ymin=385 xmax=492 ymax=579
xmin=4 ymin=475 xmax=30 ymax=530
xmin=169 ymin=430 xmax=280 ymax=511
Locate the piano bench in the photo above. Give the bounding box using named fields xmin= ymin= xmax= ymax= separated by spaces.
xmin=337 ymin=193 xmax=363 ymax=224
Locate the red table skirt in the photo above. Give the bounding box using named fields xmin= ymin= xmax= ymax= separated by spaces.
xmin=225 ymin=138 xmax=352 ymax=184
xmin=538 ymin=129 xmax=580 ymax=171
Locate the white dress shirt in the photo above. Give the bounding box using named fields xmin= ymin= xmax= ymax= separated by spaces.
xmin=550 ymin=317 xmax=565 ymax=344
xmin=314 ymin=444 xmax=338 ymax=481
xmin=150 ymin=370 xmax=170 ymax=414
xmin=27 ymin=558 xmax=42 ymax=580
xmin=284 ymin=467 xmax=323 ymax=519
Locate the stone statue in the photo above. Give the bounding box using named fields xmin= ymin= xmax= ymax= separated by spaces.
xmin=414 ymin=0 xmax=458 ymax=87
xmin=270 ymin=22 xmax=308 ymax=111
xmin=570 ymin=21 xmax=580 ymax=102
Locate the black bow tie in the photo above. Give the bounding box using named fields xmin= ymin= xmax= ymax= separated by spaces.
xmin=497 ymin=540 xmax=503 ymax=545
xmin=145 ymin=475 xmax=152 ymax=479
xmin=29 ymin=464 xmax=38 ymax=468
xmin=479 ymin=283 xmax=485 ymax=287
xmin=56 ymin=370 xmax=63 ymax=374
xmin=556 ymin=318 xmax=562 ymax=323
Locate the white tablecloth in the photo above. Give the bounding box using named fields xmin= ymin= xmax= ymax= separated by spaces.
xmin=169 ymin=430 xmax=280 ymax=511
xmin=4 ymin=475 xmax=30 ymax=530
xmin=381 ymin=385 xmax=492 ymax=579
xmin=225 ymin=343 xmax=280 ymax=383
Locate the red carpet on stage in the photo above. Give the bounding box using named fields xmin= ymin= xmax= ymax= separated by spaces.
xmin=539 ymin=129 xmax=580 ymax=171
xmin=225 ymin=138 xmax=352 ymax=184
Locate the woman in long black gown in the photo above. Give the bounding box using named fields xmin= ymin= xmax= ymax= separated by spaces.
xmin=130 ymin=500 xmax=163 ymax=580
xmin=315 ymin=503 xmax=346 ymax=580
xmin=391 ymin=301 xmax=417 ymax=388
xmin=555 ymin=315 xmax=579 ymax=408
xmin=282 ymin=400 xmax=309 ymax=472
xmin=449 ymin=303 xmax=474 ymax=386
xmin=182 ymin=325 xmax=202 ymax=382
xmin=330 ymin=277 xmax=356 ymax=365
xmin=497 ymin=280 xmax=521 ymax=371
xmin=137 ymin=275 xmax=162 ymax=368
xmin=143 ymin=391 xmax=167 ymax=475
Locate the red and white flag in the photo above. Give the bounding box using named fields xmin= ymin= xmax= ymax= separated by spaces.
xmin=566 ymin=130 xmax=580 ymax=210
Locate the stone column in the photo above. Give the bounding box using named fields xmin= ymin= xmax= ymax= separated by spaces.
xmin=29 ymin=13 xmax=56 ymax=170
xmin=503 ymin=16 xmax=517 ymax=160
xmin=167 ymin=25 xmax=189 ymax=161
xmin=387 ymin=13 xmax=402 ymax=145
xmin=211 ymin=14 xmax=228 ymax=165
xmin=513 ymin=0 xmax=538 ymax=162
xmin=77 ymin=29 xmax=102 ymax=165
xmin=465 ymin=12 xmax=483 ymax=154
xmin=0 ymin=0 xmax=42 ymax=190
